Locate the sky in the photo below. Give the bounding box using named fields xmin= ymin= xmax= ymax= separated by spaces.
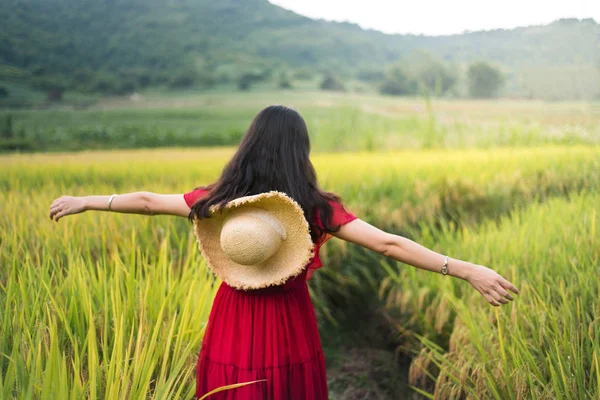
xmin=268 ymin=0 xmax=600 ymax=36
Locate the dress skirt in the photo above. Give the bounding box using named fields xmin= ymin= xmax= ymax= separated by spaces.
xmin=195 ymin=276 xmax=328 ymax=399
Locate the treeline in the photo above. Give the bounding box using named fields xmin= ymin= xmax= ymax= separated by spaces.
xmin=0 ymin=61 xmax=219 ymax=100
xmin=352 ymin=52 xmax=505 ymax=98
xmin=160 ymin=52 xmax=506 ymax=99
xmin=2 ymin=56 xmax=592 ymax=106
xmin=0 ymin=51 xmax=507 ymax=107
xmin=311 ymin=54 xmax=505 ymax=99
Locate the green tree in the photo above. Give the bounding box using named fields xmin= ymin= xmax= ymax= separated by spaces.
xmin=395 ymin=51 xmax=457 ymax=96
xmin=278 ymin=71 xmax=292 ymax=89
xmin=1 ymin=115 xmax=13 ymax=139
xmin=72 ymin=69 xmax=95 ymax=90
xmin=90 ymin=74 xmax=120 ymax=94
xmin=116 ymin=80 xmax=137 ymax=95
xmin=0 ymin=86 xmax=10 ymax=98
xmin=293 ymin=68 xmax=313 ymax=80
xmin=320 ymin=74 xmax=345 ymax=91
xmin=357 ymin=68 xmax=385 ymax=83
xmin=380 ymin=65 xmax=417 ymax=96
xmin=31 ymin=76 xmax=68 ymax=101
xmin=237 ymin=68 xmax=271 ymax=91
xmin=414 ymin=59 xmax=456 ymax=96
xmin=468 ymin=61 xmax=505 ymax=98
xmin=197 ymin=69 xmax=216 ymax=88
xmin=237 ymin=74 xmax=252 ymax=91
xmin=168 ymin=66 xmax=198 ymax=89
xmin=237 ymin=72 xmax=258 ymax=91
xmin=118 ymin=68 xmax=153 ymax=90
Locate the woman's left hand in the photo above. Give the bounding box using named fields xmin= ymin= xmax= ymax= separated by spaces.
xmin=49 ymin=196 xmax=86 ymax=222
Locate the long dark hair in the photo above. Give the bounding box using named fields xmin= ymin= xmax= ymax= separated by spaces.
xmin=188 ymin=105 xmax=349 ymax=243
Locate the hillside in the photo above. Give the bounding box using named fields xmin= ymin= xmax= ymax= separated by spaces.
xmin=1 ymin=0 xmax=598 ymax=99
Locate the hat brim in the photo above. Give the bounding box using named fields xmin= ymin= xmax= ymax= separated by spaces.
xmin=192 ymin=190 xmax=315 ymax=290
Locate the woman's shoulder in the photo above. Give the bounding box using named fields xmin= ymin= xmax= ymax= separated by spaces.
xmin=183 ymin=186 xmax=210 ymax=208
xmin=312 ymin=197 xmax=356 ymax=226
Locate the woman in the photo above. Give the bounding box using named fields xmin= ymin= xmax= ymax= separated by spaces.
xmin=49 ymin=105 xmax=519 ymax=399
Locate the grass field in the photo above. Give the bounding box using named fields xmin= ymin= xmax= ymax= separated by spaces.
xmin=402 ymin=191 xmax=599 ymax=399
xmin=1 ymin=90 xmax=599 ymax=152
xmin=1 ymin=92 xmax=599 ymax=399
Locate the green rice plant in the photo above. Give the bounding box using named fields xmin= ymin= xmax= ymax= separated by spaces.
xmin=383 ymin=192 xmax=599 ymax=399
xmin=309 ymin=145 xmax=600 ymax=325
xmin=0 ymin=223 xmax=220 ymax=398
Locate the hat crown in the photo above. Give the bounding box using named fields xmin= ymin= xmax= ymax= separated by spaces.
xmin=193 ymin=190 xmax=315 ymax=290
xmin=219 ymin=206 xmax=287 ymax=266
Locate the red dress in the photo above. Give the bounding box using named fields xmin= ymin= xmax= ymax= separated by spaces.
xmin=183 ymin=188 xmax=358 ymax=400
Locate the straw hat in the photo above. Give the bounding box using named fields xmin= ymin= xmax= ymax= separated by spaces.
xmin=192 ymin=190 xmax=315 ymax=290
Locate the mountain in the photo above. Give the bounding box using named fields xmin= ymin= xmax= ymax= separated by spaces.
xmin=1 ymin=0 xmax=598 ymax=98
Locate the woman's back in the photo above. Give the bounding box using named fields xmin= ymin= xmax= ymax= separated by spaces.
xmin=185 ymin=185 xmax=357 ymax=399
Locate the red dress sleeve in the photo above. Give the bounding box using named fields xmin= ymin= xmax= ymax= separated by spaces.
xmin=318 ymin=198 xmax=357 ymax=244
xmin=305 ymin=198 xmax=358 ymax=280
xmin=183 ymin=187 xmax=209 ymax=208
xmin=328 ymin=198 xmax=358 ymax=227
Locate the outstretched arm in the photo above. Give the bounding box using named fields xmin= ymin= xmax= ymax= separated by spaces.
xmin=331 ymin=218 xmax=520 ymax=307
xmin=49 ymin=192 xmax=192 ymax=222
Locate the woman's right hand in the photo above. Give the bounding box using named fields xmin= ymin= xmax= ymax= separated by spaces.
xmin=49 ymin=196 xmax=87 ymax=222
xmin=466 ymin=264 xmax=520 ymax=306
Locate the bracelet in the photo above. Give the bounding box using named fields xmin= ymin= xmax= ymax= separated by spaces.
xmin=441 ymin=255 xmax=449 ymax=275
xmin=108 ymin=194 xmax=117 ymax=211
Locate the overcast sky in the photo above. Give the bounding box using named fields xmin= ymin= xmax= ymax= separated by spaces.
xmin=268 ymin=0 xmax=600 ymax=36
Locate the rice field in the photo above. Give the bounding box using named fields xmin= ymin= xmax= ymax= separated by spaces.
xmin=1 ymin=94 xmax=600 ymax=399
xmin=401 ymin=191 xmax=600 ymax=399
